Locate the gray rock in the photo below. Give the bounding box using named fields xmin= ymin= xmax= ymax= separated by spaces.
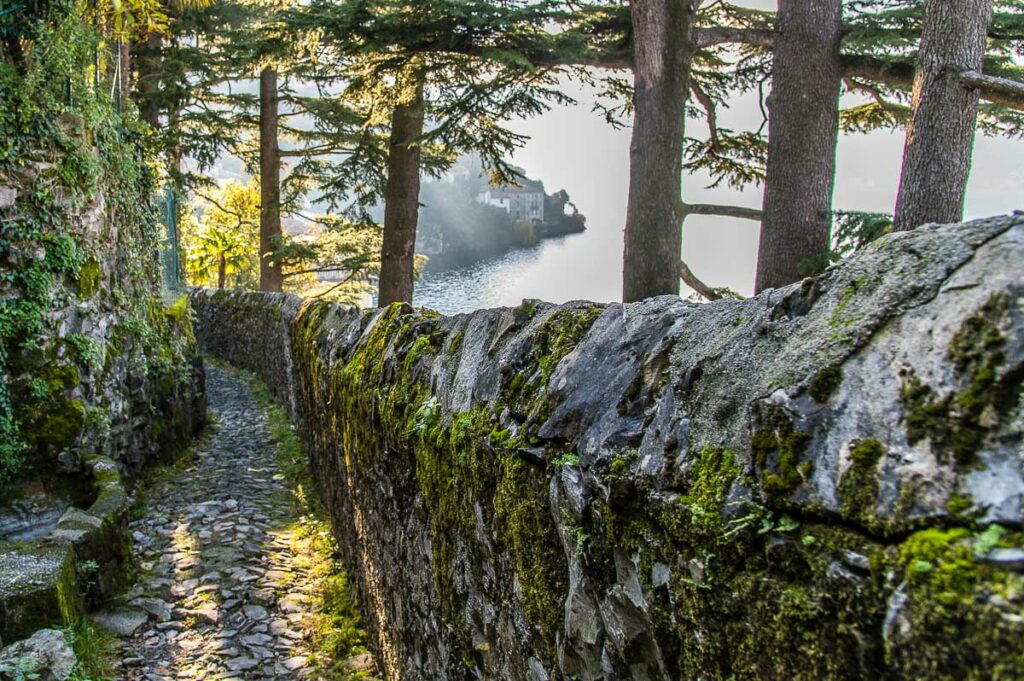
xmin=981 ymin=547 xmax=1024 ymax=570
xmin=130 ymin=597 xmax=172 ymax=622
xmin=241 ymin=605 xmax=268 ymax=621
xmin=225 ymin=656 xmax=258 ymax=672
xmin=92 ymin=607 xmax=149 ymax=637
xmin=0 ymin=629 xmax=76 ymax=681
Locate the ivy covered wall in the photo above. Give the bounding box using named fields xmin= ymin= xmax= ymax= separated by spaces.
xmin=0 ymin=13 xmax=205 ymax=488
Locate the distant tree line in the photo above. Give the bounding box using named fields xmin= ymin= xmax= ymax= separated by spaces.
xmin=3 ymin=0 xmax=1022 ymax=305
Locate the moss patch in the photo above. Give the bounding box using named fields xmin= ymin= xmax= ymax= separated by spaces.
xmin=808 ymin=364 xmax=843 ymax=403
xmin=888 ymin=525 xmax=1024 ymax=678
xmin=751 ymin=402 xmax=813 ymax=500
xmin=838 ymin=438 xmax=885 ymax=525
xmin=900 ymin=293 xmax=1023 ymax=467
xmin=77 ymin=257 xmax=103 ymax=299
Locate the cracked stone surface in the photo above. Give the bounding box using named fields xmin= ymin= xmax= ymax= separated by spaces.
xmin=113 ymin=365 xmax=328 ymax=679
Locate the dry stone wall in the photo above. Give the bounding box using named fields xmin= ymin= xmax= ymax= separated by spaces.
xmin=192 ymin=214 xmax=1024 ymax=680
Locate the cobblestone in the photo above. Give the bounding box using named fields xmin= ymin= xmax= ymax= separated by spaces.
xmin=113 ymin=365 xmax=330 ymax=679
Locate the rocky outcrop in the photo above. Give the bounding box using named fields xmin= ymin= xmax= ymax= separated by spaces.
xmin=192 ymin=214 xmax=1024 ymax=680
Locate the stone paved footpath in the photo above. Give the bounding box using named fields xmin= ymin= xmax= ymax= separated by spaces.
xmin=103 ymin=365 xmax=334 ymax=680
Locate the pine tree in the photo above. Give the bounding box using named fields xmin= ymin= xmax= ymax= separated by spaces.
xmin=287 ymin=0 xmax=609 ymax=305
xmin=893 ymin=0 xmax=995 ymax=231
xmin=377 ymin=75 xmax=424 ymax=306
xmin=754 ymin=0 xmax=842 ymax=294
xmin=621 ymin=0 xmax=696 ymax=302
xmin=259 ymin=65 xmax=284 ymax=292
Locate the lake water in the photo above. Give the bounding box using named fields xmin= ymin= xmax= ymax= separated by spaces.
xmin=413 ymin=216 xmax=624 ymax=315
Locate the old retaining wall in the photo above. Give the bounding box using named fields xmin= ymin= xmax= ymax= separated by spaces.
xmin=192 ymin=214 xmax=1024 ymax=680
xmin=0 ymin=124 xmax=206 ymax=640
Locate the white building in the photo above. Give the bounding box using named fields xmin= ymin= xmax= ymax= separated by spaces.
xmin=477 ymin=178 xmax=545 ymax=222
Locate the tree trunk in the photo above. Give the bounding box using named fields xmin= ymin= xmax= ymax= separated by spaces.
xmin=119 ymin=39 xmax=131 ymax=105
xmin=259 ymin=66 xmax=284 ymax=293
xmin=378 ymin=81 xmax=425 ymax=307
xmin=218 ymin=257 xmax=226 ymax=290
xmin=892 ymin=0 xmax=994 ymax=232
xmin=3 ymin=36 xmax=25 ymax=72
xmin=621 ymin=0 xmax=696 ymax=303
xmin=136 ymin=32 xmax=163 ymax=128
xmin=754 ymin=0 xmax=842 ymax=293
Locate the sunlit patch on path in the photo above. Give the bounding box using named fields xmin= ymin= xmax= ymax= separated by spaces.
xmin=102 ymin=365 xmax=371 ymax=679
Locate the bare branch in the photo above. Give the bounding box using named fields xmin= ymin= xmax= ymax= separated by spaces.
xmin=679 ymin=260 xmax=721 ymax=301
xmin=194 ymin=191 xmax=249 ymax=231
xmin=683 ymin=202 xmax=762 ymax=221
xmin=311 ymin=271 xmax=359 ymax=298
xmin=840 ymin=55 xmax=915 ymax=91
xmin=694 ymin=26 xmax=774 ymax=49
xmin=840 ymin=56 xmax=1024 ymax=111
xmin=958 ymin=69 xmax=1024 ymax=110
xmin=690 ymin=81 xmax=720 ymax=149
xmin=279 ymin=143 xmax=349 ymax=158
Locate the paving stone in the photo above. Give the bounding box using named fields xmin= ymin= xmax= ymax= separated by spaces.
xmin=92 ymin=607 xmax=149 ymax=636
xmin=112 ymin=366 xmax=334 ymax=679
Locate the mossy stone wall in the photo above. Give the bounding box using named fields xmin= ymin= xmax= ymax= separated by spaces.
xmin=192 ymin=214 xmax=1024 ymax=680
xmin=0 ymin=131 xmax=206 ymax=642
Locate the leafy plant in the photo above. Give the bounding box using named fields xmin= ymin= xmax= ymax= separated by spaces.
xmin=551 ymin=451 xmax=580 ymax=467
xmin=411 ymin=396 xmax=440 ymax=435
xmin=67 ymin=333 xmax=103 ymax=372
xmin=973 ymin=524 xmax=1007 ymax=558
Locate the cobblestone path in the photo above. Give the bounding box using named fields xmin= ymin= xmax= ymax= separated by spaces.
xmin=104 ymin=365 xmax=349 ymax=679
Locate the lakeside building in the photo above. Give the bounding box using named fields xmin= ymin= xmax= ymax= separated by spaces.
xmin=476 ymin=177 xmax=546 ymax=223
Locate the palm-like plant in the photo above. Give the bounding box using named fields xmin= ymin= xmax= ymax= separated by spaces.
xmin=187 ymin=226 xmax=250 ymax=289
xmin=96 ymin=0 xmax=213 ymax=38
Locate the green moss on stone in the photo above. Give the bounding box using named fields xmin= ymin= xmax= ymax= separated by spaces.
xmin=448 ymin=330 xmax=465 ymax=354
xmin=535 ymin=306 xmax=603 ymax=387
xmin=945 ymin=494 xmax=973 ymax=518
xmin=493 ymin=454 xmax=566 ymax=660
xmin=808 ymin=365 xmax=843 ymax=403
xmin=751 ymin=403 xmax=813 ymax=499
xmin=838 ymin=439 xmax=885 ymax=523
xmin=899 ymin=293 xmax=1023 ymax=467
xmin=888 ymin=526 xmax=1024 ymax=677
xmin=678 ymin=446 xmax=740 ymax=538
xmin=77 ymin=257 xmax=102 ymax=299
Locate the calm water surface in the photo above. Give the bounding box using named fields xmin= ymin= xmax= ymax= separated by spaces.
xmin=413 ymin=215 xmax=624 ymax=315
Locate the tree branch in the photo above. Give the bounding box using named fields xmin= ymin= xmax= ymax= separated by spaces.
xmin=195 ymin=191 xmax=249 ymax=231
xmin=679 ymin=259 xmax=721 ymax=301
xmin=397 ymin=42 xmax=633 ymax=70
xmin=690 ymin=24 xmax=1023 ymax=50
xmin=957 ymin=69 xmax=1024 ymax=110
xmin=839 ymin=54 xmax=915 ymax=91
xmin=840 ymin=55 xmax=1024 ymax=111
xmin=683 ymin=202 xmax=762 ymax=221
xmin=311 ymin=270 xmax=359 ymax=298
xmin=690 ymin=81 xmax=720 ymax=149
xmin=693 ymin=26 xmax=774 ymax=49
xmin=282 ymin=265 xmax=349 ymax=279
xmin=279 ymin=143 xmax=349 ymax=158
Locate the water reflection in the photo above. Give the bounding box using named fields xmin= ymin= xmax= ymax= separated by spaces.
xmin=413 ymin=218 xmax=623 ymax=315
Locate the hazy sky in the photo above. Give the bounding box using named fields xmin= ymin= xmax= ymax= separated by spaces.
xmin=497 ymin=3 xmax=1024 ymax=298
